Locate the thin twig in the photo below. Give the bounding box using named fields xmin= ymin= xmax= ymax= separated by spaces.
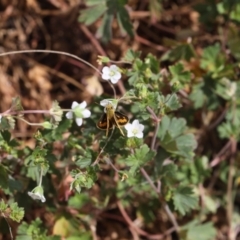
xmin=0 ymin=50 xmax=102 ymax=75
xmin=164 ymin=204 xmax=179 ymax=231
xmin=227 ymin=138 xmax=236 ymax=240
xmin=117 ymin=201 xmax=169 ymax=240
xmin=140 ymin=168 xmax=159 ymax=193
xmin=210 ymin=139 xmax=232 ymax=167
xmin=105 ymin=158 xmax=120 ymax=172
xmin=150 ymin=120 xmax=160 ymax=150
xmin=1 ymin=211 xmax=13 ymax=240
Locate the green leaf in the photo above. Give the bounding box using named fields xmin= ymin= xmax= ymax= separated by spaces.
xmin=160 ymin=132 xmax=178 ymax=153
xmin=158 ymin=116 xmax=186 ymax=140
xmin=173 ymin=186 xmax=198 ymax=215
xmin=0 ymin=116 xmax=15 ymax=130
xmin=229 ymin=3 xmax=240 ymax=22
xmin=169 ymin=63 xmax=191 ymax=83
xmin=125 ymin=144 xmax=156 ymax=175
xmin=76 ymin=150 xmax=93 ymax=168
xmin=194 ymin=2 xmax=218 ymax=27
xmin=186 ymin=222 xmax=217 ymax=240
xmin=116 ymin=6 xmax=134 ymax=37
xmin=96 ymin=12 xmax=114 ymax=42
xmin=1 ymin=130 xmax=11 ymax=143
xmin=158 ymin=116 xmax=197 ymax=158
xmin=70 ymin=167 xmax=97 ymax=192
xmin=79 ymin=3 xmax=107 ymax=25
xmin=189 ymin=75 xmax=221 ymax=110
xmin=42 ymin=119 xmax=72 ymax=141
xmin=161 ymin=44 xmax=195 ymax=62
xmin=0 ymin=165 xmax=8 ymax=189
xmin=68 ymin=193 xmax=90 ymax=208
xmin=217 ymin=2 xmax=240 ymax=22
xmin=176 ymin=134 xmax=197 ymax=158
xmin=215 ymin=78 xmax=237 ymax=100
xmin=9 ymin=177 xmax=23 ymax=192
xmin=227 ymin=24 xmax=240 ymax=60
xmin=160 ymin=93 xmax=182 ymax=113
xmin=9 ymin=202 xmax=24 ymax=222
xmin=158 ymin=163 xmax=178 ymax=180
xmin=218 ymin=121 xmax=237 ymax=139
xmin=200 ymin=43 xmax=225 ymax=73
xmin=122 ymin=49 xmax=141 ymax=62
xmin=145 ymin=53 xmax=160 ymax=74
xmin=11 ymin=96 xmax=24 ymax=113
xmin=85 ymin=0 xmax=105 ymax=6
xmin=189 ymin=82 xmax=205 ymax=109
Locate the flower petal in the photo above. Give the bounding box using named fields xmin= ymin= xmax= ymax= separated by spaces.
xmin=135 ymin=132 xmax=143 ymax=138
xmin=124 ymin=123 xmax=132 ymax=131
xmin=132 ymin=119 xmax=140 ymax=127
xmin=82 ymin=109 xmax=91 ymax=118
xmin=71 ymin=101 xmax=79 ymax=109
xmin=109 ymin=65 xmax=118 ymax=71
xmin=102 ymin=66 xmax=110 ymax=74
xmin=102 ymin=73 xmax=110 ymax=80
xmin=66 ymin=111 xmax=73 ymax=119
xmin=139 ymin=124 xmax=144 ymax=132
xmin=100 ymin=99 xmax=110 ymax=107
xmin=110 ymin=76 xmax=120 ymax=84
xmin=114 ymin=71 xmax=121 ymax=80
xmin=75 ymin=118 xmax=83 ymax=126
xmin=127 ymin=131 xmax=135 ymax=138
xmin=79 ymin=101 xmax=87 ymax=109
xmin=28 ymin=186 xmax=46 ymax=202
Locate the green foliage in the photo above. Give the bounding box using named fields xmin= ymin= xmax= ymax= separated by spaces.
xmin=0 ymin=164 xmax=8 ymax=189
xmin=217 ymin=1 xmax=240 ymax=22
xmin=0 ymin=200 xmax=24 ymax=223
xmin=169 ymin=63 xmax=191 ymax=90
xmin=161 ymin=43 xmax=195 ymax=62
xmin=158 ymin=116 xmax=197 ymax=159
xmin=70 ymin=168 xmax=97 ymax=193
xmin=16 ymin=218 xmax=60 ymax=240
xmin=124 ymin=144 xmax=156 ymax=175
xmin=79 ymin=0 xmax=133 ymax=42
xmin=172 ymin=186 xmax=198 ymax=215
xmin=181 ymin=220 xmax=217 ymax=240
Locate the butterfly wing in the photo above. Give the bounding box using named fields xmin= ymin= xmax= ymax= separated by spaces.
xmin=97 ymin=113 xmax=114 ymax=129
xmin=114 ymin=112 xmax=129 ymax=126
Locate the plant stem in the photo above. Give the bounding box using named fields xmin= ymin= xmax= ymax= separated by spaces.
xmin=227 ymin=138 xmax=236 ymax=240
xmin=0 ymin=49 xmax=102 ymax=75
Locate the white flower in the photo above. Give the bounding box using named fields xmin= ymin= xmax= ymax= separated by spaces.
xmin=66 ymin=101 xmax=91 ymax=126
xmin=100 ymin=99 xmax=118 ymax=112
xmin=0 ymin=115 xmax=2 ymax=123
xmin=28 ymin=186 xmax=46 ymax=202
xmin=102 ymin=65 xmax=121 ymax=84
xmin=124 ymin=120 xmax=144 ymax=138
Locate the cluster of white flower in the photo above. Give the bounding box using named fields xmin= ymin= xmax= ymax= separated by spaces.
xmin=65 ymin=99 xmax=144 ymax=139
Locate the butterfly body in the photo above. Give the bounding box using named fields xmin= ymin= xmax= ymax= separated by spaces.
xmin=97 ymin=103 xmax=128 ymax=136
